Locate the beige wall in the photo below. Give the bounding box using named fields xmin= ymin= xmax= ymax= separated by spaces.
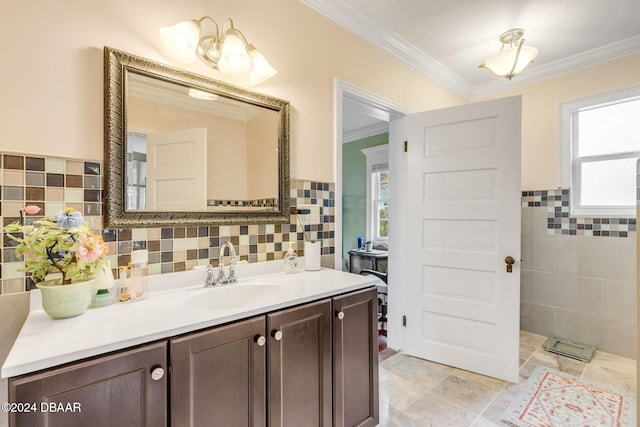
xmin=0 ymin=0 xmax=465 ymax=184
xmin=3 ymin=0 xmax=637 ymax=187
xmin=480 ymin=54 xmax=640 ymax=190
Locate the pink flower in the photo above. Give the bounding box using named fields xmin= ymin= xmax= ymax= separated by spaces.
xmin=76 ymin=234 xmax=105 ymax=263
xmin=23 ymin=205 xmax=41 ymax=215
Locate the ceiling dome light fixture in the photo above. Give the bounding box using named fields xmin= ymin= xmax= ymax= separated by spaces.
xmin=188 ymin=88 xmax=219 ymax=101
xmin=479 ymin=28 xmax=538 ymax=80
xmin=159 ymin=17 xmax=277 ymax=85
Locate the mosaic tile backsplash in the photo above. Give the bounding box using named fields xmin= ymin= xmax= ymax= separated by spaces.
xmin=0 ymin=152 xmax=335 ymax=294
xmin=1 ymin=151 xmax=633 ymax=293
xmin=521 ymin=189 xmax=636 ymax=237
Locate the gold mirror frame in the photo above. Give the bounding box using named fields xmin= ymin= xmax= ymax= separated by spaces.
xmin=104 ymin=47 xmax=290 ymax=228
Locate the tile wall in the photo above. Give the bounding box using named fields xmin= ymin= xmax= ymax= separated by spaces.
xmin=521 ymin=188 xmax=637 ymax=358
xmin=0 ymin=152 xmax=335 ymax=294
xmin=1 ymin=151 xmax=636 ymax=358
xmin=522 ymin=189 xmax=636 ymax=237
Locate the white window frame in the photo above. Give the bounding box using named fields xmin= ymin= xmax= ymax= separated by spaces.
xmin=361 ymin=144 xmax=389 ymax=243
xmin=560 ymin=86 xmax=640 ymax=216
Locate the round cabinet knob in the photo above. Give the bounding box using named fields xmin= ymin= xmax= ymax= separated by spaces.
xmin=272 ymin=330 xmax=283 ymax=341
xmin=255 ymin=335 xmax=266 ymax=346
xmin=336 ymin=311 xmax=345 ymax=320
xmin=150 ymin=366 xmax=165 ymax=381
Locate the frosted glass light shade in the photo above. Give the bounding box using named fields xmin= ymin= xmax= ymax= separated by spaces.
xmin=159 ymin=20 xmax=200 ymax=63
xmin=249 ymin=48 xmax=277 ymax=85
xmin=159 ymin=17 xmax=277 ymax=84
xmin=482 ymin=45 xmax=538 ymax=78
xmin=218 ymin=32 xmax=252 ymax=76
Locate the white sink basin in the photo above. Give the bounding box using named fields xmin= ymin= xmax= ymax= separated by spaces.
xmin=183 ymin=283 xmax=289 ymax=310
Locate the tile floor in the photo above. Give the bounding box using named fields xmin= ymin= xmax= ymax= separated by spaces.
xmin=378 ymin=330 xmax=637 ymax=426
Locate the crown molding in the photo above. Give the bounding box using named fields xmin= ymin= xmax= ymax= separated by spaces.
xmin=302 ymin=1 xmax=640 ymax=101
xmin=343 ymin=122 xmax=389 ymax=143
xmin=301 ymin=0 xmax=473 ymax=99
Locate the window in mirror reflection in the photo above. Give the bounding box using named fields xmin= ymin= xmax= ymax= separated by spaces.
xmin=127 ymin=133 xmax=147 ymax=210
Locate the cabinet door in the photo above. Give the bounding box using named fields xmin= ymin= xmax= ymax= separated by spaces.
xmin=9 ymin=341 xmax=167 ymax=427
xmin=333 ymin=287 xmax=379 ymax=427
xmin=267 ymin=299 xmax=332 ymax=427
xmin=170 ymin=316 xmax=266 ymax=427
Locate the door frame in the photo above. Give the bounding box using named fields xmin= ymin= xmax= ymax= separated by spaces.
xmin=333 ymin=79 xmax=411 ymax=350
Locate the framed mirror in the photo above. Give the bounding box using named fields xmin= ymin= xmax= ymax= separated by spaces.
xmin=104 ymin=47 xmax=290 ymax=228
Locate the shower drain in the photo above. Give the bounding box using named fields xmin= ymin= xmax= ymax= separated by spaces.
xmin=542 ymin=336 xmax=596 ymax=362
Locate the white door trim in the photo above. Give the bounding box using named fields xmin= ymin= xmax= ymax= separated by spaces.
xmin=333 ymin=79 xmax=410 ymax=348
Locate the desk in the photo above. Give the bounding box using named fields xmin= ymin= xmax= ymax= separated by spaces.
xmin=348 ymin=249 xmax=388 ymax=274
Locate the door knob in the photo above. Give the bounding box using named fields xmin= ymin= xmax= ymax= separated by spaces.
xmin=505 ymin=256 xmax=515 ymax=273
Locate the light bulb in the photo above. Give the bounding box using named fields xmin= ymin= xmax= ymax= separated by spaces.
xmin=218 ymin=32 xmax=252 ymax=76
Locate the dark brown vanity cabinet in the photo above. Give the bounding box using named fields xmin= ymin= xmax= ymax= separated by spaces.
xmin=7 ymin=287 xmax=378 ymax=427
xmin=169 ymin=290 xmax=379 ymax=427
xmin=170 ymin=299 xmax=333 ymax=427
xmin=170 ymin=316 xmax=267 ymax=427
xmin=332 ymin=287 xmax=379 ymax=427
xmin=8 ymin=341 xmax=168 ymax=427
xmin=267 ymin=299 xmax=333 ymax=427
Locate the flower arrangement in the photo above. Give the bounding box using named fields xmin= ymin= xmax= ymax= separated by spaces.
xmin=4 ymin=206 xmax=108 ymax=285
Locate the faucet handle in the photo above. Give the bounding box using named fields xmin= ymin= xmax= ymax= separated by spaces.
xmin=228 ymin=264 xmax=238 ymax=283
xmin=204 ymin=264 xmax=216 ymax=287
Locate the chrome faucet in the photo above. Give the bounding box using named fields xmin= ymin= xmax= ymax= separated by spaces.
xmin=218 ymin=241 xmax=238 ymax=284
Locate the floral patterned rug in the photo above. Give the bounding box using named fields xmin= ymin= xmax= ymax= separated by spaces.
xmin=501 ymin=365 xmax=636 ymax=427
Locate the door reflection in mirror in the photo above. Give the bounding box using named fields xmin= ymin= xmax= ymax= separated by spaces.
xmin=126 ymin=72 xmax=279 ymax=213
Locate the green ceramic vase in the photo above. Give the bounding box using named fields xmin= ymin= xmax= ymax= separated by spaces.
xmin=36 ymin=278 xmax=95 ymax=319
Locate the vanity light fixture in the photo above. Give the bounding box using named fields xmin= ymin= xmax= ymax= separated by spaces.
xmin=479 ymin=28 xmax=538 ymax=80
xmin=159 ymin=17 xmax=277 ymax=85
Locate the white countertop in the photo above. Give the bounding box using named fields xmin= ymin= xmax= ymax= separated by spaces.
xmin=2 ymin=263 xmax=377 ymax=378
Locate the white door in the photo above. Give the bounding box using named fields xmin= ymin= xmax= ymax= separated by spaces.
xmin=393 ymin=96 xmax=521 ymax=383
xmin=146 ymin=128 xmax=207 ymax=211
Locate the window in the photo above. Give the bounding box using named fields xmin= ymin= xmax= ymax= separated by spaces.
xmin=561 ymin=87 xmax=640 ymax=216
xmin=361 ymin=144 xmax=389 ymax=243
xmin=372 ymin=166 xmax=389 ymax=239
